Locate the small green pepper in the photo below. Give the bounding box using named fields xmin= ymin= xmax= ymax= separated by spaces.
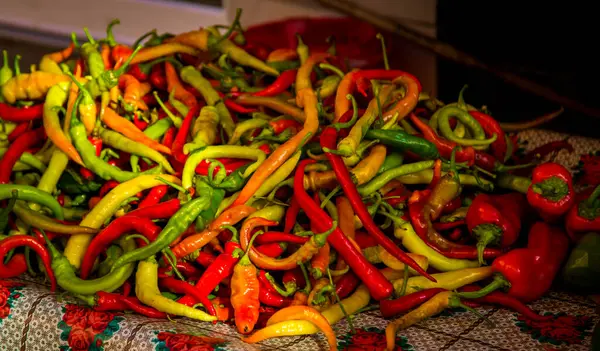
xmin=562 ymin=232 xmax=600 ymax=294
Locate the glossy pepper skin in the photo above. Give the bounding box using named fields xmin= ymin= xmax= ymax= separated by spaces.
xmin=527 ymin=163 xmax=574 ymax=221
xmin=460 ymin=222 xmax=569 ymax=303
xmin=564 ymin=185 xmax=600 ymax=242
xmin=466 ymin=193 xmax=526 ymax=264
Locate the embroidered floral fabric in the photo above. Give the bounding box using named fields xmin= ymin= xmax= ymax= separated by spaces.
xmin=0 ymin=129 xmax=598 ymax=351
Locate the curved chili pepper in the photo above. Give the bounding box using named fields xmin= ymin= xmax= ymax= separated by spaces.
xmin=255 ymin=242 xmax=286 ymax=258
xmin=294 ymin=159 xmax=394 ymax=300
xmin=172 ymin=103 xmax=201 ymax=163
xmin=7 ymin=122 xmax=30 ymax=142
xmin=527 ymin=162 xmax=575 ymax=221
xmin=321 ymin=126 xmax=433 ymax=281
xmin=252 ymin=69 xmax=297 ymax=97
xmin=254 ymin=232 xmax=309 ymax=245
xmin=0 ymin=103 xmax=44 ymax=122
xmin=335 ymin=272 xmax=360 ymax=299
xmin=0 ymin=235 xmax=56 ymax=291
xmin=158 ymin=276 xmax=216 ymax=316
xmin=138 ymin=185 xmax=168 ymax=209
xmin=0 ymin=127 xmax=45 ymax=184
xmin=469 ymin=110 xmax=507 ymax=161
xmin=515 ymin=140 xmax=574 ymax=164
xmin=380 ymin=288 xmax=446 ymax=318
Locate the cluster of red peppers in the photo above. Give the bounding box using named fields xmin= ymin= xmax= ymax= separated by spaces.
xmin=0 ymin=10 xmax=596 ymax=351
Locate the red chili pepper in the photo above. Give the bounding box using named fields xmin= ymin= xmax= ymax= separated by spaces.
xmin=459 ymin=285 xmax=552 ymax=321
xmin=150 ymin=64 xmax=167 ymax=90
xmin=354 ymin=231 xmax=378 ymax=249
xmin=282 ymin=267 xmax=306 ymax=290
xmin=224 ymin=99 xmax=257 ymax=114
xmin=95 ymin=291 xmax=167 ymax=318
xmin=460 ymin=221 xmax=569 ymax=303
xmin=335 ymin=272 xmax=360 ymax=299
xmin=196 ymin=251 xmax=217 ymax=267
xmin=466 ymin=193 xmax=526 ymax=264
xmin=527 ymin=163 xmax=575 ymax=221
xmin=257 ymin=270 xmax=292 ymax=308
xmin=469 ymin=111 xmax=507 ymax=161
xmin=7 ymin=123 xmax=30 ymax=142
xmin=516 ymin=140 xmax=574 ymax=164
xmin=0 ymin=103 xmax=44 ymax=122
xmin=158 ymin=261 xmax=202 ymax=279
xmin=254 ymin=243 xmax=286 ymax=258
xmin=252 ymin=69 xmax=298 ymax=97
xmin=177 ymin=241 xmax=241 ymax=307
xmin=124 ymin=198 xmax=181 ymax=219
xmin=409 ymin=114 xmax=475 ymax=166
xmin=433 ymin=220 xmax=465 ymax=232
xmin=80 ymin=216 xmax=162 ymax=279
xmin=254 ymin=232 xmax=309 ymax=245
xmin=384 ymin=186 xmax=411 ymax=208
xmin=320 ymin=127 xmax=433 ymax=282
xmin=379 ymin=288 xmax=446 ymax=318
xmin=448 ymin=228 xmax=463 ymax=241
xmin=172 ymin=104 xmax=201 ymax=163
xmin=161 ymin=126 xmax=176 ymax=148
xmin=158 ymin=277 xmax=216 ymax=316
xmin=564 ymin=185 xmax=600 ymax=242
xmin=269 ymin=118 xmax=302 ymax=135
xmin=442 ymin=196 xmax=462 ymax=214
xmin=294 ymin=159 xmax=395 ymax=300
xmin=127 ymin=64 xmax=148 ymax=81
xmin=98 ymin=180 xmax=120 ymax=197
xmin=195 ymin=159 xmax=250 ymax=176
xmin=138 ymin=185 xmax=168 ymax=209
xmin=284 ymin=197 xmax=300 ymax=234
xmin=438 ymin=246 xmax=503 ymax=260
xmin=133 ymin=113 xmax=148 ymax=131
xmin=0 ymin=235 xmax=56 ymax=291
xmin=0 ymin=128 xmax=45 ymax=184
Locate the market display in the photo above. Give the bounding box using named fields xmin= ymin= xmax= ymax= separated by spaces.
xmin=0 ymin=10 xmax=597 ymax=351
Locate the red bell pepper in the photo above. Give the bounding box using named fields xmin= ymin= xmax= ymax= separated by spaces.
xmin=565 ymin=184 xmax=600 ymax=242
xmin=466 ymin=193 xmax=527 ymax=264
xmin=527 ymin=163 xmax=575 ymax=221
xmin=459 ymin=221 xmax=569 ymax=303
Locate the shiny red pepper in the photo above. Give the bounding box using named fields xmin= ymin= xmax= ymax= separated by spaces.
xmin=149 ymin=64 xmax=167 ymax=90
xmin=7 ymin=122 xmax=30 ymax=142
xmin=257 ymin=270 xmax=292 ymax=308
xmin=379 ymin=288 xmax=445 ymax=318
xmin=564 ymin=184 xmax=600 ymax=243
xmin=172 ymin=103 xmax=201 ymax=163
xmin=0 ymin=128 xmax=45 ymax=184
xmin=459 ymin=221 xmax=569 ymax=303
xmin=466 ymin=193 xmax=527 ymax=264
xmin=0 ymin=235 xmax=56 ymax=291
xmin=527 ymin=163 xmax=575 ymax=221
xmin=0 ymin=102 xmax=44 ymax=122
xmin=469 ymin=110 xmax=507 ymax=161
xmin=158 ymin=277 xmax=217 ymax=316
xmin=255 ymin=242 xmax=286 ymax=258
xmin=138 ymin=185 xmax=168 ymax=209
xmin=252 ymin=69 xmax=298 ymax=97
xmin=269 ymin=118 xmax=302 ymax=135
xmin=335 ymin=272 xmax=360 ymax=299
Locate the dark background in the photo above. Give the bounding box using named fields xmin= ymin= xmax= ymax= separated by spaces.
xmin=437 ymin=2 xmax=599 ymax=138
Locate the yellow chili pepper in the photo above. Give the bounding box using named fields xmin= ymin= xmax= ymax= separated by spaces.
xmin=391 ymin=266 xmax=493 ymax=296
xmin=378 ymin=249 xmax=430 ymax=274
xmin=63 ymin=174 xmax=181 ymax=268
xmin=130 ymin=43 xmax=200 ymax=64
xmin=135 ymin=255 xmax=216 ymax=322
xmin=1 ymin=71 xmax=71 ymax=103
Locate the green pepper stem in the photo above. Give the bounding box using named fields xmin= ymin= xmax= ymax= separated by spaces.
xmin=312 ymin=221 xmax=337 ymax=247
xmin=398 ymin=265 xmax=409 ymax=297
xmin=320 ymin=185 xmax=341 ymax=210
xmin=2 ymin=50 xmax=8 ymax=70
xmin=162 ymin=248 xmax=185 ymax=281
xmin=105 ymin=19 xmax=120 ymax=47
xmin=266 ymin=272 xmax=296 ymax=297
xmin=13 ymin=54 xmax=21 ymax=76
xmin=74 ymin=293 xmax=97 ymax=307
xmin=457 ymin=275 xmax=510 ymax=299
xmin=586 ymin=184 xmax=600 ymax=206
xmin=220 ymin=224 xmax=239 ymax=243
xmin=155 ymin=176 xmax=188 ymax=194
xmin=132 ymin=29 xmax=157 ymax=48
xmin=153 ymin=92 xmax=182 ymax=127
xmin=457 ymin=84 xmax=469 ymax=110
xmin=532 ymin=176 xmax=569 ymax=202
xmin=83 ymin=27 xmax=96 ymax=45
xmin=240 ymin=230 xmax=260 ymax=266
xmin=70 ymin=33 xmax=80 ymax=49
xmin=496 ymin=173 xmax=531 ymax=194
xmin=211 ymin=8 xmax=243 ymax=48
xmin=472 ymin=223 xmax=503 ymax=265
xmin=125 ymin=234 xmax=150 ymax=245
xmin=332 ymin=94 xmax=359 ymax=130
xmin=376 ymin=33 xmax=389 ymax=70
xmin=299 ymin=262 xmax=312 ymax=293
xmin=113 ymin=45 xmax=142 ymax=77
xmin=318 ymin=63 xmax=345 ymax=78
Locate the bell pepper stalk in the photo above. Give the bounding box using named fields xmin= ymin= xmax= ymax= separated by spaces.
xmin=466 ymin=193 xmax=526 ymax=264
xmin=565 ymin=185 xmax=600 ymax=242
xmin=458 ymin=221 xmax=569 ymax=303
xmin=527 ymin=162 xmax=575 ymax=221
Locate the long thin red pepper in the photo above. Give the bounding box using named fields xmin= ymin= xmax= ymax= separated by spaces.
xmin=257 ymin=270 xmax=292 ymax=308
xmin=469 ymin=110 xmax=507 ymax=161
xmin=95 ymin=291 xmax=167 ymax=318
xmin=0 ymin=103 xmax=44 ymax=122
xmin=123 ymin=198 xmax=181 ymax=219
xmin=172 ymin=103 xmax=201 ymax=163
xmin=409 ymin=114 xmax=475 ymax=165
xmin=459 ymin=285 xmax=552 ymax=321
xmin=0 ymin=127 xmax=46 ymax=184
xmin=255 ymin=242 xmax=286 ymax=258
xmin=294 ymin=159 xmax=395 ymax=300
xmin=138 ymin=185 xmax=169 ymax=209
xmin=254 ymin=232 xmax=309 ymax=245
xmin=158 ymin=262 xmax=202 ymax=279
xmin=80 ymin=216 xmax=162 ymax=279
xmin=252 ymin=69 xmax=298 ymax=97
xmin=195 ymin=159 xmax=250 ymax=176
xmin=284 ymin=197 xmax=300 ymax=233
xmin=335 ymin=272 xmax=360 ymax=299
xmin=0 ymin=235 xmax=57 ymax=291
xmin=7 ymin=123 xmax=30 ymax=142
xmin=196 ymin=251 xmax=217 ymax=267
xmin=158 ymin=277 xmax=217 ymax=316
xmin=224 ymin=99 xmax=257 ymax=114
xmin=379 ymin=288 xmax=446 ymax=318
xmin=320 ymin=126 xmax=433 ymax=281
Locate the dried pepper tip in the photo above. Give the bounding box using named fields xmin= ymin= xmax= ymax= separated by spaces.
xmin=376 ymin=33 xmax=389 ymax=70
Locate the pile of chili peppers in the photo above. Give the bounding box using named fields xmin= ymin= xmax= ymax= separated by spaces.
xmin=0 ymin=10 xmax=594 ymax=350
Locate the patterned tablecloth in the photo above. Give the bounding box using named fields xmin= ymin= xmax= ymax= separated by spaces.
xmin=1 ymin=129 xmax=599 ymax=351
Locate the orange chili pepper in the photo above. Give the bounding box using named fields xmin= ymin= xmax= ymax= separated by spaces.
xmin=310 ymin=243 xmax=330 ymax=279
xmin=172 ymin=205 xmax=256 ymax=258
xmin=101 ymin=44 xmax=112 ymax=70
xmin=63 ymin=64 xmax=82 ymax=133
xmin=45 ymin=43 xmax=75 ymax=63
xmin=231 ymin=88 xmax=320 ymax=207
xmin=101 ymin=107 xmax=171 ymax=154
xmin=290 ymin=291 xmax=309 ymax=306
xmin=267 ymin=48 xmax=298 ymax=62
xmin=295 ymin=53 xmax=330 ymax=98
xmin=429 ymin=159 xmax=442 ymax=189
xmin=231 ymin=232 xmax=261 ymax=334
xmin=165 ymin=62 xmax=197 ymax=109
xmin=118 ymin=74 xmax=149 ymax=112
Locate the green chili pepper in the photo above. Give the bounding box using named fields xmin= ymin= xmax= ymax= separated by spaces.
xmin=0 ymin=190 xmax=17 ymax=233
xmin=13 ymin=55 xmax=21 ymax=76
xmin=397 ymin=169 xmax=494 ymax=191
xmin=82 ymin=45 xmax=142 ymax=98
xmin=110 ymin=196 xmax=211 ymax=271
xmin=63 ymin=207 xmax=88 ymax=221
xmin=0 ymin=50 xmax=13 ymax=93
xmin=365 ymin=129 xmax=439 ymax=160
xmin=436 ymin=106 xmax=497 ymax=147
xmin=0 ymin=184 xmax=63 ymax=219
xmin=130 ymin=118 xmax=173 ymax=172
xmin=180 ymin=66 xmax=235 ymax=138
xmin=249 ymin=150 xmax=301 ymax=204
xmin=317 ymin=75 xmax=342 ymax=100
xmin=181 ymin=145 xmax=266 ymax=190
xmin=296 ymin=34 xmax=309 ymax=65
xmin=185 ymin=106 xmax=221 ymax=154
xmin=97 ymin=245 xmax=124 ymax=277
xmin=194 ymin=180 xmax=225 ymax=231
xmin=204 ymin=165 xmax=249 ymax=192
xmin=99 ymin=128 xmax=175 ymax=174
xmin=267 ymin=60 xmax=300 ymax=72
xmin=81 ymin=28 xmax=105 ymax=78
xmin=56 ymin=169 xmax=102 ymax=195
xmin=0 ymin=149 xmax=47 ymax=173
xmin=561 ymin=232 xmax=600 ymax=293
xmin=12 ymin=203 xmax=97 ymax=234
xmin=378 ymin=153 xmax=404 ymax=174
xmin=358 ymin=161 xmax=435 ymax=196
xmin=43 ymin=231 xmax=135 ymax=295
